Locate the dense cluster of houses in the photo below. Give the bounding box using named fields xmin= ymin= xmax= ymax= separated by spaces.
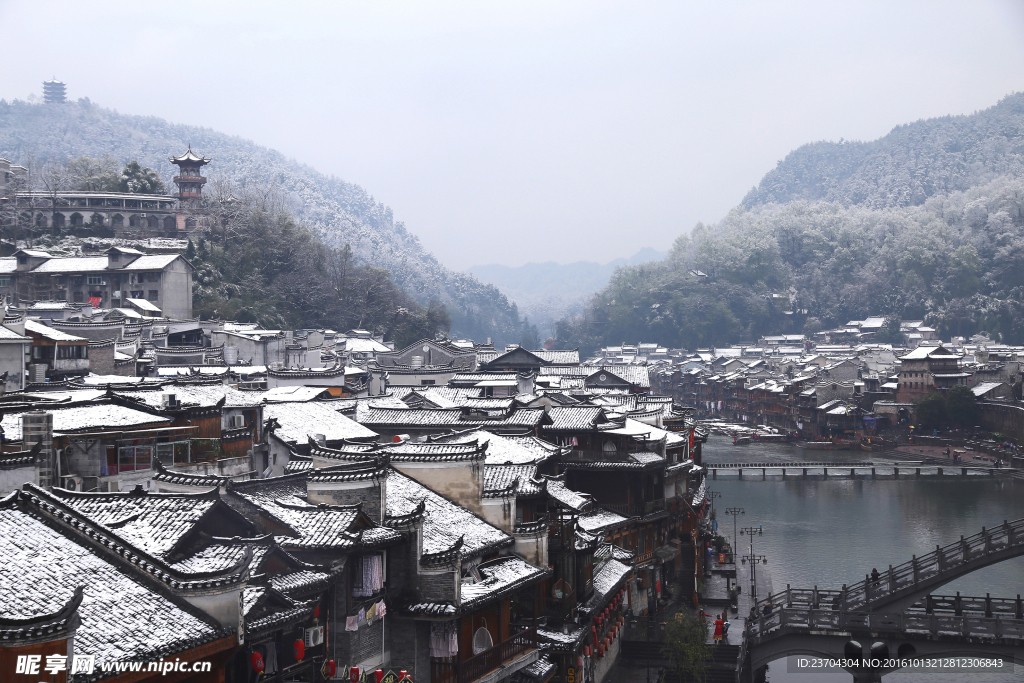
xmin=641 ymin=323 xmax=1022 ymax=442
xmin=0 ymin=316 xmax=710 ymax=683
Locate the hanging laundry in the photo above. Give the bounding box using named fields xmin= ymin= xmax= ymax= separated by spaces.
xmin=376 ymin=600 xmax=387 ymax=618
xmin=353 ymin=555 xmax=384 ymax=597
xmin=429 ymin=621 xmax=458 ymax=657
xmin=366 ymin=602 xmax=377 ymax=623
xmin=346 ymin=615 xmax=358 ymax=631
xmin=358 ymin=607 xmax=366 ymax=624
xmin=264 ymin=642 xmax=278 ymax=674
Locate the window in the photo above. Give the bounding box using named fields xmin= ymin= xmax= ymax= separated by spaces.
xmin=148 ymin=272 xmax=161 ymax=283
xmin=56 ymin=345 xmax=88 ymax=360
xmin=73 ymin=291 xmax=83 ymax=303
xmin=148 ymin=290 xmax=159 ymax=301
xmin=87 ymin=275 xmax=102 ymax=285
xmin=352 ymin=554 xmax=384 ymax=597
xmin=420 ymin=379 xmax=435 ymax=386
xmin=72 ymin=276 xmax=83 ymax=286
xmin=56 ymin=290 xmax=66 ymax=301
xmin=109 ymin=253 xmax=119 ymax=262
xmin=131 ymin=290 xmax=144 ymax=299
xmin=0 ymin=276 xmax=10 ymax=287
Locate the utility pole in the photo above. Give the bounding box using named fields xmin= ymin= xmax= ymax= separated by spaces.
xmin=707 ymin=490 xmax=721 ymax=517
xmin=724 ymin=507 xmax=745 ymax=558
xmin=740 ymin=525 xmax=764 ymax=601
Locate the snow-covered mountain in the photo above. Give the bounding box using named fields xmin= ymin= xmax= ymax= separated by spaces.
xmin=0 ymin=98 xmax=526 ymax=343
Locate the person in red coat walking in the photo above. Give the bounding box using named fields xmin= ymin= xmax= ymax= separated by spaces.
xmin=713 ymin=614 xmax=724 ymax=643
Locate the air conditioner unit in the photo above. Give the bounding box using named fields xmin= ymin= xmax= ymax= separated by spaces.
xmin=304 ymin=625 xmax=324 ymax=648
xmin=100 ymin=281 xmax=108 ymax=286
xmin=232 ymin=415 xmax=246 ymax=429
xmin=60 ymin=475 xmax=83 ymax=491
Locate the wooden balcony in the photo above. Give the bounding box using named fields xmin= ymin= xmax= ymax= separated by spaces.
xmin=604 ymin=499 xmax=665 ymax=517
xmin=431 ymin=626 xmax=537 ymax=683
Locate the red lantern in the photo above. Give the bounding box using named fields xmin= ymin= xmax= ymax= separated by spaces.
xmin=324 ymin=661 xmax=337 ymax=678
xmin=351 ymin=667 xmax=361 ymax=683
xmin=584 ymin=646 xmax=591 ymax=657
xmin=293 ymin=639 xmax=305 ymax=661
xmin=400 ymin=671 xmax=409 ymax=681
xmin=250 ymin=652 xmax=265 ymax=673
xmin=598 ymin=646 xmax=605 ymax=657
xmin=577 ymin=657 xmax=584 ymax=667
xmin=375 ymin=670 xmax=385 ymax=683
xmin=313 ymin=605 xmax=321 ymax=620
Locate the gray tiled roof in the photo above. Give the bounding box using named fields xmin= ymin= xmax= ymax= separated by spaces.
xmin=578 ymin=508 xmax=631 ymax=534
xmin=544 ymin=477 xmax=591 ymax=511
xmin=543 ymin=406 xmax=608 ymax=432
xmin=356 ymin=406 xmax=547 ymax=430
xmin=484 ymin=464 xmax=543 ymax=497
xmin=432 ymin=429 xmax=560 ymax=465
xmin=0 ymin=492 xmax=227 ymax=672
xmin=48 ymin=486 xmax=248 ymax=560
xmin=385 ymin=469 xmax=513 ymax=559
xmin=229 ymin=474 xmax=400 ymax=550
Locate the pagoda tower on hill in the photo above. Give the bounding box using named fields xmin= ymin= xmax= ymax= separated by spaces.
xmin=170 ymin=146 xmax=211 ymax=204
xmin=43 ymin=79 xmax=66 ymax=104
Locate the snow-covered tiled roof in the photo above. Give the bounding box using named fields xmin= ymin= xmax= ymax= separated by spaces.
xmin=230 ymin=475 xmax=399 ymax=550
xmin=484 ymin=464 xmax=542 ymax=497
xmin=48 ymin=486 xmax=247 ymax=560
xmin=25 ymin=318 xmax=88 ymax=342
xmin=433 ymin=429 xmax=559 ymax=465
xmin=356 ymin=406 xmax=546 ymax=430
xmin=459 ymin=556 xmax=549 ymax=610
xmin=578 ymin=507 xmax=631 ymax=534
xmin=122 ymin=254 xmax=184 ymax=271
xmin=126 ymin=297 xmax=161 ymax=312
xmin=0 ymin=404 xmax=172 ymax=441
xmin=590 ymin=557 xmax=632 ymax=605
xmin=544 ymin=477 xmax=591 ymax=511
xmin=0 ymin=493 xmax=226 ymax=670
xmin=385 ymin=469 xmax=512 ymax=558
xmin=543 ymin=406 xmax=607 ymax=432
xmin=264 ymin=402 xmax=379 ymax=443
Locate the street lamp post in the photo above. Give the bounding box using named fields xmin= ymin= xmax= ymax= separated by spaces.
xmin=740 ymin=525 xmax=764 ymax=601
xmin=724 ymin=507 xmax=745 ymax=559
xmin=707 ymin=490 xmax=721 ymax=517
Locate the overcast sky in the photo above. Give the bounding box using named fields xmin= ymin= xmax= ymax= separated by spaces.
xmin=2 ymin=1 xmax=1024 ymax=268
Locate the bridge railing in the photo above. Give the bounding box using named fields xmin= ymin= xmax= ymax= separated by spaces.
xmin=757 ymin=518 xmax=1024 ymax=612
xmin=746 ymin=605 xmax=1024 ymax=641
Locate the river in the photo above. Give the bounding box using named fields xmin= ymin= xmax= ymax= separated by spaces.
xmin=702 ymin=434 xmax=1024 ymax=682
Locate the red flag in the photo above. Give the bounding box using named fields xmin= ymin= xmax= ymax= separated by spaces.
xmin=88 ymin=296 xmax=102 ymax=307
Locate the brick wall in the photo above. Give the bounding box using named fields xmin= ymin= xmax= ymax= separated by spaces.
xmin=88 ymin=341 xmax=116 ymax=375
xmin=418 ymin=569 xmax=457 ymax=604
xmin=388 ymin=618 xmax=431 ymax=680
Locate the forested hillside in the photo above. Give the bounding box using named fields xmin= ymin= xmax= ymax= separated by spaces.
xmin=744 ymin=93 xmax=1024 ymax=209
xmin=0 ymin=99 xmax=530 ymax=343
xmin=556 ymin=94 xmax=1024 ymax=354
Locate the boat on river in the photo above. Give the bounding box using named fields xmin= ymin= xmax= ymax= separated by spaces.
xmin=733 ymin=436 xmax=752 ymax=445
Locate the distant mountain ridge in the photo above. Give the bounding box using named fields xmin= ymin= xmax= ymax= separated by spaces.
xmin=744 ymin=92 xmax=1024 ymax=209
xmin=554 ymin=91 xmax=1024 ymax=353
xmin=0 ymin=99 xmax=527 ymax=343
xmin=469 ymin=247 xmax=667 ymax=335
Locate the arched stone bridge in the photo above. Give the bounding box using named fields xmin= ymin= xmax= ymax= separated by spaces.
xmin=737 ymin=517 xmax=1024 ymax=681
xmin=759 ymin=517 xmax=1024 ymax=613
